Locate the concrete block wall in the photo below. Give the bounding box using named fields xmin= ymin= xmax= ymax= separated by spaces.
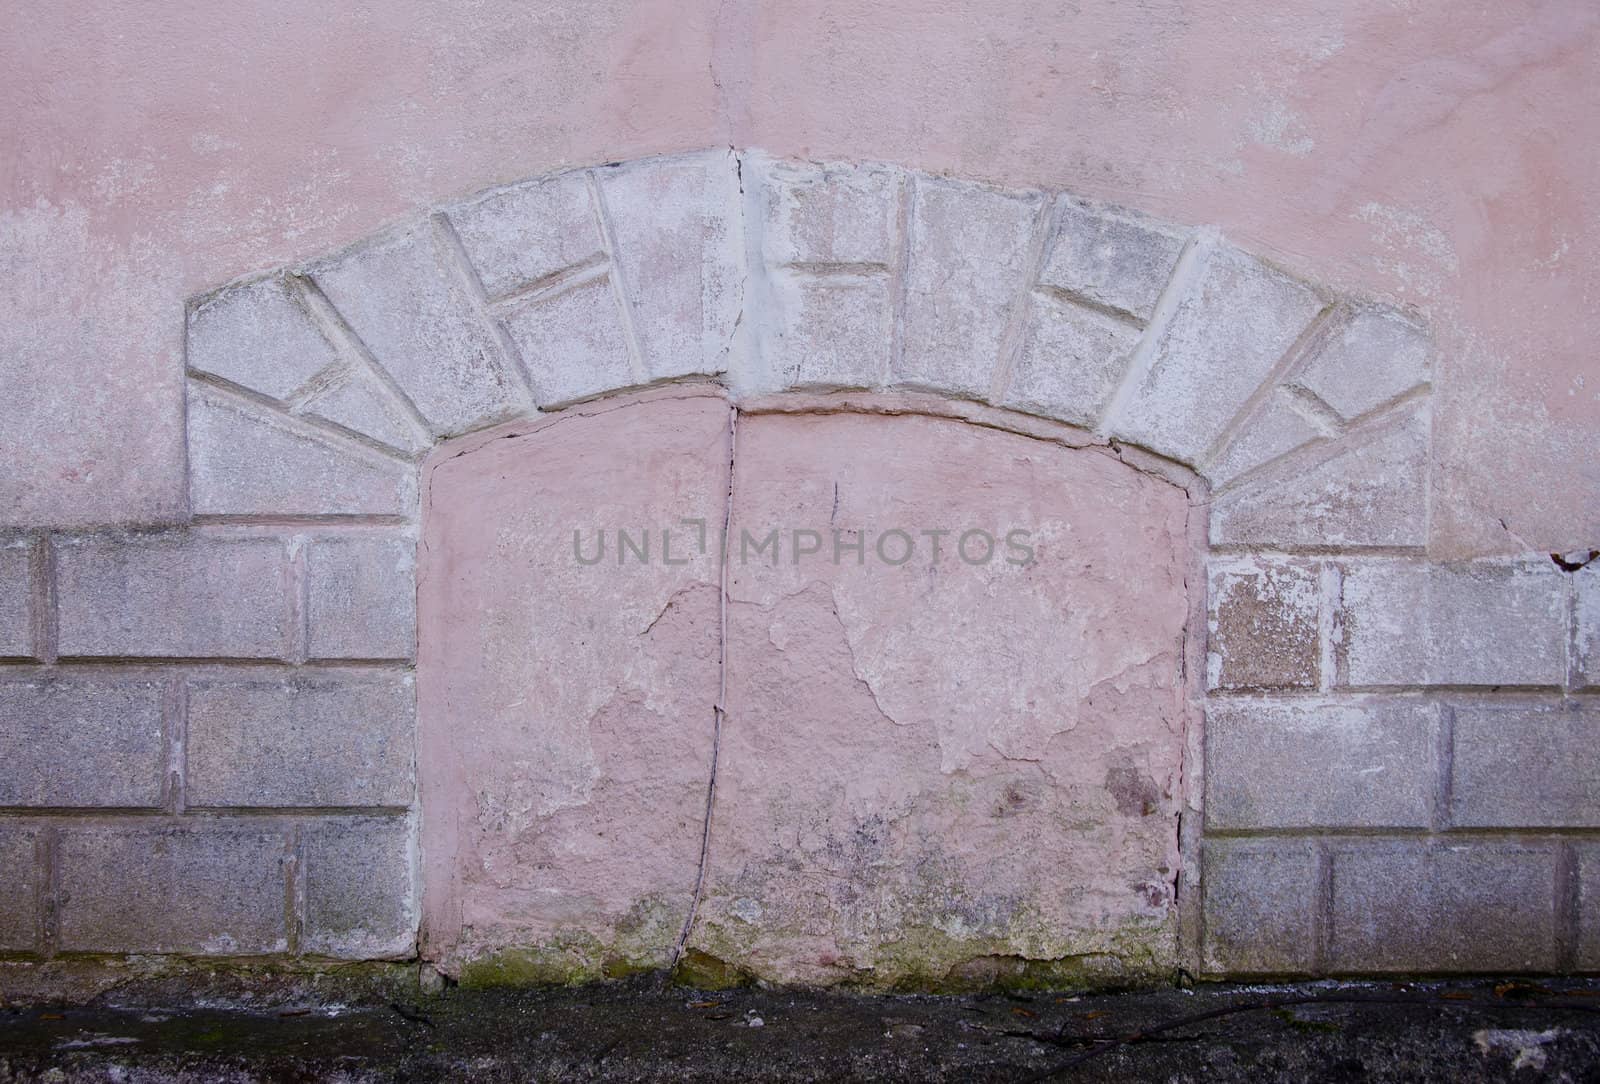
xmin=1203 ymin=556 xmax=1597 ymax=975
xmin=0 ymin=528 xmax=416 ymax=959
xmin=1 ymin=148 xmax=1591 ymax=979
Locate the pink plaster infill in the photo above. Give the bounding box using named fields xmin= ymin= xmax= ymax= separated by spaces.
xmin=418 ymin=387 xmax=731 ymax=977
xmin=692 ymin=410 xmax=1191 ymax=986
xmin=419 ymin=387 xmax=1195 ymax=985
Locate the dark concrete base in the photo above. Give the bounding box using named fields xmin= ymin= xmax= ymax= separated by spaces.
xmin=2 ymin=976 xmax=1599 ymax=1081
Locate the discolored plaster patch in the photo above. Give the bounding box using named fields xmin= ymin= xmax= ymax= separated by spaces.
xmin=418 ymin=396 xmax=1193 ymax=988
xmin=689 ymin=409 xmax=1191 ymax=988
xmin=418 ymin=388 xmax=730 ymax=978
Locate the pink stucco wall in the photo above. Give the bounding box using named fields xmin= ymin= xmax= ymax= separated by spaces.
xmin=3 ymin=0 xmax=1595 ymax=556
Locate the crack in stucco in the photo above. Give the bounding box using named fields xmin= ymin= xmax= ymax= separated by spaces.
xmin=671 ymin=401 xmax=738 ymax=968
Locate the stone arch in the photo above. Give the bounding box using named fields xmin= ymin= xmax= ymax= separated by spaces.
xmin=176 ymin=149 xmax=1449 ymax=983
xmin=20 ymin=149 xmax=1584 ymax=982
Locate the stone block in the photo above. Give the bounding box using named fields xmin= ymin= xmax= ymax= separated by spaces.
xmin=1337 ymin=558 xmax=1567 ymax=687
xmin=1111 ymin=242 xmax=1323 ymax=465
xmin=761 ymin=161 xmax=899 ymax=266
xmin=57 ymin=823 xmax=289 ymax=954
xmin=597 ymin=152 xmax=741 ymax=380
xmin=1205 ymin=698 xmax=1438 ymax=829
xmin=446 ymin=172 xmax=601 ymax=300
xmin=305 ymin=534 xmax=416 ymax=661
xmin=1206 ymin=391 xmax=1323 ymax=485
xmin=0 ymin=677 xmax=166 ymax=807
xmin=1451 ymin=701 xmax=1600 ymax=827
xmin=1001 ymin=292 xmax=1140 ymax=427
xmin=1039 ymin=199 xmax=1186 ymax=322
xmin=1293 ymin=306 xmax=1430 ymax=420
xmin=1207 ymin=558 xmax=1321 ymax=690
xmin=1579 ymin=843 xmax=1600 ymax=969
xmin=1327 ymin=841 xmax=1558 ymax=972
xmin=1577 ymin=565 xmax=1599 ymax=689
xmin=186 ymin=274 xmax=338 ymax=401
xmin=0 ymin=824 xmax=40 ymax=951
xmin=500 ymin=275 xmax=635 ymax=405
xmin=1211 ymin=409 xmax=1428 ymax=547
xmin=312 ymin=225 xmax=523 ymax=436
xmin=302 ymin=816 xmax=415 ymax=958
xmin=299 ymin=369 xmax=428 ymax=455
xmin=55 ymin=534 xmax=291 ymax=659
xmin=187 ymin=673 xmax=415 ymax=808
xmin=0 ymin=542 xmax=33 ymax=658
xmin=766 ymin=272 xmax=890 ymax=389
xmin=895 ymin=178 xmax=1043 ymax=397
xmin=187 ymin=384 xmax=415 ymax=517
xmin=1201 ymin=838 xmax=1319 ymax=974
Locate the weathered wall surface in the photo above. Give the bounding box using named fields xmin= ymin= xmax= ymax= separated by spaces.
xmin=1 ymin=0 xmax=1596 ymax=990
xmin=3 ymin=0 xmax=1595 ymax=553
xmin=2 ymin=149 xmax=1593 ymax=987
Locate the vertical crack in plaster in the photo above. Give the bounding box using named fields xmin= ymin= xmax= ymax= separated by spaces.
xmin=1173 ymin=483 xmax=1209 ymax=975
xmin=672 ymin=402 xmax=739 ymax=966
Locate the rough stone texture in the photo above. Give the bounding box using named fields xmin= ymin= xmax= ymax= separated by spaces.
xmin=765 ymin=274 xmax=889 ymax=389
xmin=689 ymin=411 xmax=1189 ymax=987
xmin=55 ymin=534 xmax=291 ymax=659
xmin=1327 ymin=841 xmax=1558 ymax=973
xmin=312 ymin=225 xmax=524 ymax=436
xmin=1206 ymin=558 xmax=1320 ymax=690
xmin=1112 ymin=243 xmax=1323 ymax=465
xmin=186 ymin=274 xmax=338 ymax=401
xmin=1206 ymin=392 xmax=1324 ymax=485
xmin=186 ymin=385 xmax=415 ymax=517
xmin=1040 ymin=200 xmax=1186 ymax=322
xmin=1200 ymin=838 xmax=1318 ymax=974
xmin=0 ymin=543 xmax=33 ymax=658
xmin=499 ymin=275 xmax=635 ymax=406
xmin=596 ymin=153 xmax=741 ymax=381
xmin=896 ymin=180 xmax=1042 ymax=397
xmin=299 ymin=369 xmax=429 ymax=455
xmin=0 ymin=824 xmax=40 ymax=951
xmin=1002 ymin=294 xmax=1140 ymax=427
xmin=1205 ymin=699 xmax=1437 ymax=829
xmin=56 ymin=824 xmax=289 ymax=954
xmin=1293 ymin=307 xmax=1431 ymax=421
xmin=1578 ymin=565 xmax=1599 ymax=690
xmin=305 ymin=534 xmax=417 ymax=661
xmin=1450 ymin=701 xmax=1600 ymax=827
xmin=0 ymin=677 xmax=166 ymax=807
xmin=1211 ymin=409 xmax=1429 ymax=547
xmin=1581 ymin=843 xmax=1600 ymax=970
xmin=186 ymin=674 xmax=414 ymax=808
xmin=761 ymin=161 xmax=898 ymax=267
xmin=446 ymin=172 xmax=601 ymax=301
xmin=1337 ymin=558 xmax=1567 ymax=687
xmin=418 ymin=391 xmax=727 ymax=978
xmin=302 ymin=815 xmax=416 ymax=958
